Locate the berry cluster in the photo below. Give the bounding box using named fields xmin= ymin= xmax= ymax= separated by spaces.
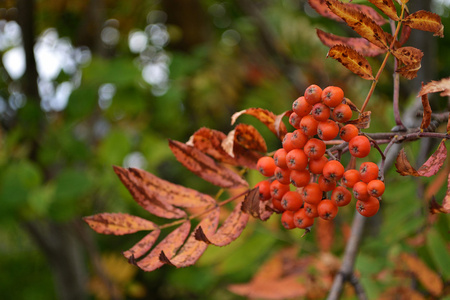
xmin=255 ymin=85 xmax=384 ymax=230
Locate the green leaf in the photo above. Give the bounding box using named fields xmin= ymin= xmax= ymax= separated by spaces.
xmin=426 ymin=228 xmax=450 ymax=280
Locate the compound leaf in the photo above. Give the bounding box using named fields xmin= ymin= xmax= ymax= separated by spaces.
xmin=327 ymin=45 xmax=374 ymax=80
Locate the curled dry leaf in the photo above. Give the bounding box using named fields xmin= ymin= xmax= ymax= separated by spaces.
xmin=418 ymin=77 xmax=450 ymax=97
xmin=398 ymin=24 xmax=412 ymax=46
xmin=137 ymin=221 xmax=191 ymax=272
xmin=114 ymin=166 xmax=187 ymax=219
xmin=346 ymin=111 xmax=371 ymax=129
xmin=403 ymin=10 xmax=444 ymax=38
xmin=367 ymin=0 xmax=399 ymax=21
xmin=187 ymin=127 xmax=236 ymax=164
xmin=160 ymin=207 xmax=220 ymax=268
xmin=168 ymin=139 xmax=248 ymax=189
xmin=123 ymin=229 xmax=161 ymax=261
xmin=195 ymin=200 xmax=250 ymax=246
xmin=395 ymin=148 xmax=420 ymax=176
xmin=400 ymin=253 xmax=444 ymax=297
xmin=343 ymin=98 xmax=360 ymax=112
xmin=308 ymin=0 xmax=386 ymax=26
xmin=316 ymin=29 xmax=386 ymax=57
xmin=325 ymin=0 xmax=389 ymax=50
xmin=83 ymin=213 xmax=158 ymax=235
xmin=231 ymin=108 xmax=287 ymax=140
xmin=397 ymin=62 xmax=421 ymax=79
xmin=392 ymin=47 xmax=423 ymax=66
xmin=420 ymin=91 xmax=432 ymax=130
xmin=241 ymin=187 xmax=274 ymax=221
xmin=327 ymin=45 xmax=374 ymax=80
xmin=224 ymin=124 xmax=267 ymax=155
xmin=429 ymin=196 xmax=450 ymax=214
xmin=417 ymin=139 xmax=447 ymax=177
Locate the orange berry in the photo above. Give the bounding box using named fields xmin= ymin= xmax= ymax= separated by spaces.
xmin=273 ymin=148 xmax=288 ymax=169
xmin=304 ymin=84 xmax=323 ymax=105
xmin=300 ymin=115 xmax=319 ymax=136
xmin=293 ymin=208 xmax=315 ymax=229
xmin=318 ymin=175 xmax=337 ymax=192
xmin=359 ymin=162 xmax=379 ymax=183
xmin=349 ymin=135 xmax=371 ymax=158
xmin=308 ymin=155 xmax=328 ymax=174
xmin=291 ymin=129 xmax=308 ymax=149
xmin=292 ymin=96 xmax=312 ymax=117
xmin=341 ymin=169 xmax=361 ymax=188
xmin=332 ymin=103 xmax=352 ymax=123
xmin=317 ymin=119 xmax=340 ymax=141
xmin=367 ymin=179 xmax=385 ymax=197
xmin=281 ymin=210 xmax=296 ymax=229
xmin=270 ymin=180 xmax=291 ymax=200
xmin=339 ymin=124 xmax=359 ymax=142
xmin=331 ymin=186 xmax=352 ymax=207
xmin=312 ymin=103 xmax=331 ymax=122
xmin=356 ymin=196 xmax=380 ymax=217
xmin=322 ymin=86 xmax=344 ymax=108
xmin=255 ymin=180 xmax=272 ymax=201
xmin=286 ymin=149 xmax=308 ymax=171
xmin=282 ymin=132 xmax=295 ymax=153
xmin=290 ymin=169 xmax=311 ymax=187
xmin=302 ymin=183 xmax=322 ymax=205
xmin=274 ymin=167 xmax=291 ymax=185
xmin=289 ymin=112 xmax=301 ymax=129
xmin=304 ymin=202 xmax=319 ymax=218
xmin=281 ymin=191 xmax=304 ymax=211
xmin=323 ymin=160 xmax=345 ymax=181
xmin=257 ymin=156 xmax=277 ymax=177
xmin=353 ymin=181 xmax=370 ymax=201
xmin=272 ymin=198 xmax=285 ymax=213
xmin=317 ymin=199 xmax=339 ymax=220
xmin=304 ymin=138 xmax=326 ymax=159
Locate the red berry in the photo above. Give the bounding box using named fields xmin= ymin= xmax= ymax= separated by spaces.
xmin=304 ymin=202 xmax=319 ymax=218
xmin=356 ymin=196 xmax=380 ymax=217
xmin=367 ymin=179 xmax=385 ymax=197
xmin=331 ymin=186 xmax=352 ymax=207
xmin=353 ymin=181 xmax=370 ymax=201
xmin=318 ymin=175 xmax=337 ymax=192
xmin=282 ymin=132 xmax=295 ymax=153
xmin=312 ymin=103 xmax=331 ymax=122
xmin=281 ymin=191 xmax=303 ymax=211
xmin=359 ymin=162 xmax=379 ymax=183
xmin=304 ymin=84 xmax=323 ymax=105
xmin=274 ymin=167 xmax=291 ymax=185
xmin=270 ymin=180 xmax=291 ymax=200
xmin=257 ymin=156 xmax=277 ymax=177
xmin=308 ymin=155 xmax=328 ymax=174
xmin=255 ymin=180 xmax=272 ymax=201
xmin=274 ymin=148 xmax=288 ymax=169
xmin=332 ymin=103 xmax=352 ymax=123
xmin=281 ymin=210 xmax=296 ymax=229
xmin=289 ymin=112 xmax=301 ymax=129
xmin=293 ymin=96 xmax=312 ymax=117
xmin=290 ymin=169 xmax=311 ymax=187
xmin=293 ymin=208 xmax=315 ymax=229
xmin=323 ymin=160 xmax=345 ymax=181
xmin=300 ymin=115 xmax=319 ymax=136
xmin=339 ymin=124 xmax=359 ymax=142
xmin=341 ymin=169 xmax=361 ymax=188
xmin=317 ymin=199 xmax=339 ymax=220
xmin=302 ymin=183 xmax=322 ymax=205
xmin=291 ymin=129 xmax=308 ymax=149
xmin=321 ymin=86 xmax=344 ymax=108
xmin=304 ymin=138 xmax=326 ymax=159
xmin=349 ymin=135 xmax=371 ymax=158
xmin=286 ymin=149 xmax=308 ymax=171
xmin=317 ymin=119 xmax=340 ymax=141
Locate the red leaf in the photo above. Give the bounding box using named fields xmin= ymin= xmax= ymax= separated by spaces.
xmin=127 ymin=167 xmax=216 ymax=208
xmin=114 ymin=166 xmax=187 ymax=219
xmin=123 ymin=229 xmax=161 ymax=260
xmin=83 ymin=213 xmax=158 ymax=235
xmin=195 ymin=200 xmax=250 ymax=246
xmin=137 ymin=221 xmax=191 ymax=272
xmin=395 ymin=148 xmax=420 ymax=176
xmin=168 ymin=139 xmax=249 ymax=189
xmin=417 ymin=139 xmax=447 ymax=177
xmin=231 ymin=108 xmax=287 ymax=140
xmin=316 ymin=29 xmax=386 ymax=57
xmin=420 ymin=90 xmax=432 ymax=131
xmin=160 ymin=208 xmax=220 ymax=267
xmin=403 ymin=10 xmax=444 ymax=38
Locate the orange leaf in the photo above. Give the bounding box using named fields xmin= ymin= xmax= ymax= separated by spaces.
xmin=83 ymin=213 xmax=158 ymax=235
xmin=418 ymin=77 xmax=450 ymax=97
xmin=400 ymin=253 xmax=443 ymax=297
xmin=403 ymin=10 xmax=444 ymax=38
xmin=327 ymin=45 xmax=374 ymax=80
xmin=123 ymin=229 xmax=161 ymax=260
xmin=398 ymin=24 xmax=412 ymax=46
xmin=346 ymin=111 xmax=371 ymax=128
xmin=367 ymin=0 xmax=399 ymax=21
xmin=137 ymin=221 xmax=191 ymax=272
xmin=168 ymin=139 xmax=248 ymax=189
xmin=316 ymin=29 xmax=386 ymax=57
xmin=125 ymin=167 xmax=216 ymax=208
xmin=417 ymin=139 xmax=447 ymax=177
xmin=420 ymin=91 xmax=432 ymax=131
xmin=325 ymin=0 xmax=389 ymax=50
xmin=186 ymin=127 xmax=236 ymax=164
xmin=195 ymin=200 xmax=250 ymax=246
xmin=225 ymin=124 xmax=267 ymax=154
xmin=231 ymin=108 xmax=287 ymax=140
xmin=395 ymin=148 xmax=420 ymax=176
xmin=309 ymin=0 xmax=387 ymax=26
xmin=114 ymin=166 xmax=187 ymax=219
xmin=160 ymin=207 xmax=220 ymax=267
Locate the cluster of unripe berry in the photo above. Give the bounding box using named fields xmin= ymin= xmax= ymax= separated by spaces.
xmin=255 ymin=85 xmax=384 ymax=230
